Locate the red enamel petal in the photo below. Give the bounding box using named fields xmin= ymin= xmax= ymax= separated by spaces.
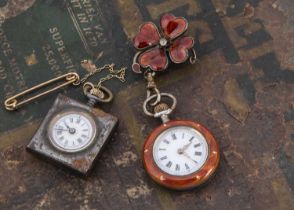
xmin=169 ymin=36 xmax=194 ymax=63
xmin=160 ymin=13 xmax=188 ymax=39
xmin=133 ymin=22 xmax=160 ymax=49
xmin=139 ymin=48 xmax=168 ymax=71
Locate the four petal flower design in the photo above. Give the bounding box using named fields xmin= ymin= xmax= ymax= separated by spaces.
xmin=132 ymin=13 xmax=195 ymax=72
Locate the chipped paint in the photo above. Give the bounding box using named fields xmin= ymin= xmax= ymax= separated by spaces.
xmin=256 ymin=0 xmax=294 ymax=69
xmin=223 ymin=78 xmax=251 ymax=123
xmin=147 ymin=0 xmax=201 ymax=19
xmin=116 ymin=0 xmax=143 ymax=39
xmin=0 ymin=0 xmax=36 ymax=20
xmin=24 ymin=52 xmax=38 ymax=66
xmin=126 ymin=183 xmax=152 ymax=199
xmin=113 ymin=151 xmax=138 ymax=167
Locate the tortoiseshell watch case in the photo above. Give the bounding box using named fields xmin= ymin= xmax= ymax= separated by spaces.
xmin=143 ymin=120 xmax=220 ymax=190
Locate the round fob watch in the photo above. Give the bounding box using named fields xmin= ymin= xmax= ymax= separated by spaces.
xmin=143 ymin=120 xmax=219 ymax=190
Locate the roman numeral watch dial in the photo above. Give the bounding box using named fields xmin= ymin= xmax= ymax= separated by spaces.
xmin=48 ymin=111 xmax=96 ymax=153
xmin=153 ymin=126 xmax=208 ymax=176
xmin=143 ymin=120 xmax=220 ymax=190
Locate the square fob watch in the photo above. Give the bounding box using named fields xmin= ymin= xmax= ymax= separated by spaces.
xmin=27 ymin=94 xmax=118 ymax=175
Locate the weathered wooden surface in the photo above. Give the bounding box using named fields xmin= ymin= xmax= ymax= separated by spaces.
xmin=0 ymin=0 xmax=293 ymax=209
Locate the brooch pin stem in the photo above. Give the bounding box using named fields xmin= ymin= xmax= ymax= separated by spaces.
xmin=4 ymin=72 xmax=80 ymax=111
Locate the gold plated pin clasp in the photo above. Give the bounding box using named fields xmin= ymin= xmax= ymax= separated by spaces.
xmin=4 ymin=72 xmax=80 ymax=111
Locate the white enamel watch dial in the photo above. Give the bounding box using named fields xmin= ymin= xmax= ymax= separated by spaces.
xmin=153 ymin=126 xmax=209 ymax=176
xmin=48 ymin=111 xmax=96 ymax=153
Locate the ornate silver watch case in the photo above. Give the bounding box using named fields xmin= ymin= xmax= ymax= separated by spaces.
xmin=26 ymin=94 xmax=118 ymax=176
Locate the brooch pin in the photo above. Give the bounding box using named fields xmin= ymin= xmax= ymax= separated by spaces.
xmin=132 ymin=13 xmax=220 ymax=190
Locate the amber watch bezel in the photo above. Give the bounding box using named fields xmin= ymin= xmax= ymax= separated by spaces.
xmin=142 ymin=120 xmax=220 ymax=190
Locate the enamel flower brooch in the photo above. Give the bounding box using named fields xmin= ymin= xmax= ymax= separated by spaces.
xmin=132 ymin=13 xmax=197 ymax=73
